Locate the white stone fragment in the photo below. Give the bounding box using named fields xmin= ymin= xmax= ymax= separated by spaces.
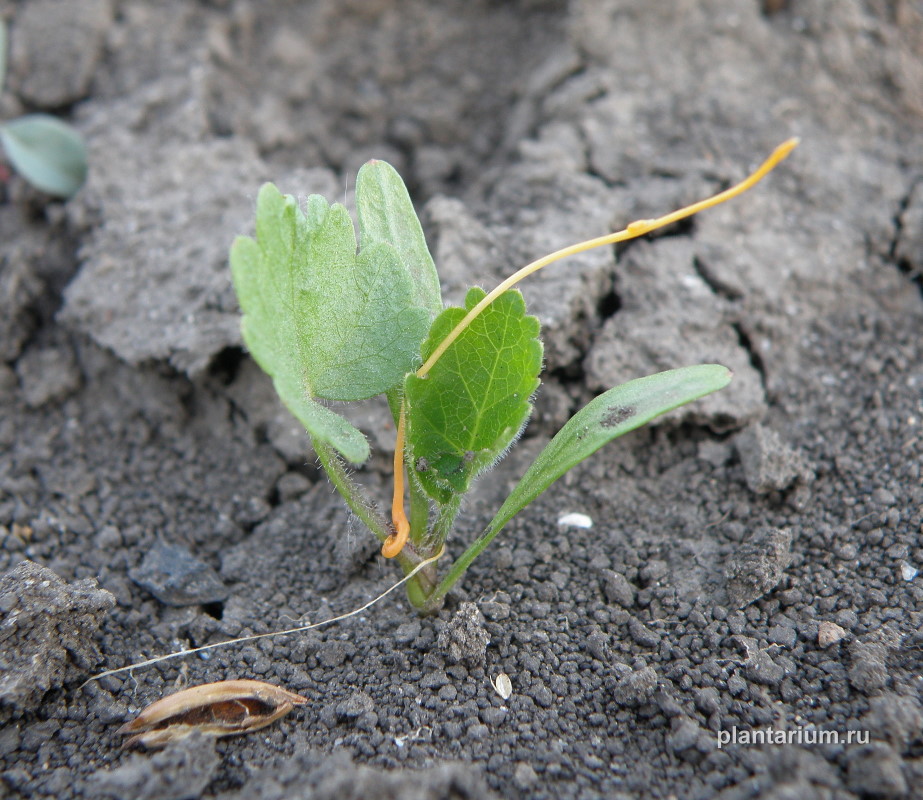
xmin=557 ymin=512 xmax=593 ymax=529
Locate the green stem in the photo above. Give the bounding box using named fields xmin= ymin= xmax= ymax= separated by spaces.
xmin=401 ymin=480 xmax=442 ymax=610
xmin=421 ymin=514 xmax=504 ymax=612
xmin=403 ymin=549 xmax=438 ymax=609
xmin=405 ymin=571 xmax=434 ymax=609
xmin=404 ymin=493 xmax=463 ymax=612
xmin=312 ymin=437 xmax=420 ymax=573
xmin=430 ymin=494 xmax=462 ymax=554
xmin=408 ymin=474 xmax=430 ymax=548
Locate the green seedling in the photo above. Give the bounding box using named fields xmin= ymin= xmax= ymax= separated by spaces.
xmin=231 ymin=139 xmax=797 ymax=613
xmin=0 ymin=19 xmax=87 ymax=198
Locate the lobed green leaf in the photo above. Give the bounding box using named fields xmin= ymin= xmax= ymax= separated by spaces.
xmin=405 ymin=288 xmax=543 ymax=501
xmin=0 ymin=114 xmax=87 ymax=198
xmin=231 ymin=183 xmax=432 ymax=462
xmin=355 ymin=160 xmax=442 ymax=319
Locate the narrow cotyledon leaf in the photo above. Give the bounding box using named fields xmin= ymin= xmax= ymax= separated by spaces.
xmin=427 ymin=365 xmax=732 ymax=600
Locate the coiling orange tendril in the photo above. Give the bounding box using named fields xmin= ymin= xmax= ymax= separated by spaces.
xmin=381 ymin=404 xmax=411 ymax=558
xmin=383 ymin=138 xmax=799 ymax=559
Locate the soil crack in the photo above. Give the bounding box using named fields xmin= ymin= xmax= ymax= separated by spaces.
xmin=692 ymin=254 xmax=743 ymax=302
xmin=888 ymin=176 xmax=923 ymax=301
xmin=731 ymin=320 xmax=767 ymax=394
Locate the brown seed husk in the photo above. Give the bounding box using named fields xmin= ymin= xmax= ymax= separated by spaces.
xmin=118 ymin=679 xmax=308 ymax=748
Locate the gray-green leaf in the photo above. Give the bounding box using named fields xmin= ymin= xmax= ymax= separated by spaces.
xmin=0 ymin=114 xmax=87 ymax=198
xmin=230 ymin=205 xmax=366 ymax=462
xmin=231 ymin=183 xmax=432 ymax=462
xmin=356 ymin=159 xmax=442 ymax=319
xmin=304 ymin=226 xmax=430 ymax=401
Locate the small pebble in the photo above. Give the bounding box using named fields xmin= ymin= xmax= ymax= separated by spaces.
xmin=467 ymin=723 xmax=489 ymax=741
xmin=848 ymin=641 xmax=890 ymax=694
xmin=639 ymin=560 xmax=668 ymax=584
xmin=530 ymin=684 xmax=554 ymax=708
xmin=628 ymin=618 xmax=661 ymax=648
xmin=557 ymin=512 xmax=592 ymax=529
xmin=846 ymin=742 xmax=907 ymax=797
xmin=420 ymin=670 xmax=450 ymax=690
xmin=129 ymin=542 xmax=227 ymax=606
xmin=513 ymin=762 xmax=538 ymax=789
xmin=744 ymin=650 xmax=785 ymax=686
xmin=612 ymin=666 xmax=658 ymax=707
xmin=393 ymin=620 xmax=421 ymax=645
xmin=437 ymin=603 xmax=489 ymax=665
xmin=768 ymin=624 xmax=797 ymax=648
xmin=599 ymin=569 xmax=635 ymax=608
xmin=724 ymin=528 xmax=792 ymax=608
xmin=817 ymin=621 xmax=847 ymax=647
xmin=871 ymin=488 xmax=897 ymax=507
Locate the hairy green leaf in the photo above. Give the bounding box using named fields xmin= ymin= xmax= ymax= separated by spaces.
xmin=0 ymin=114 xmax=87 ymax=198
xmin=356 ymin=160 xmax=442 ymax=319
xmin=231 ymin=183 xmax=431 ymax=461
xmin=230 ymin=208 xmax=366 ymax=462
xmin=277 ymin=387 xmax=370 ymax=465
xmin=405 ymin=288 xmax=542 ymax=501
xmin=488 ymin=365 xmax=732 ymax=537
xmin=301 ymin=206 xmax=431 ymax=401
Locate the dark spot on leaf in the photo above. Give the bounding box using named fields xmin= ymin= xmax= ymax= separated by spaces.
xmin=415 ymin=457 xmax=430 ymax=473
xmin=601 ymin=406 xmax=634 ymax=428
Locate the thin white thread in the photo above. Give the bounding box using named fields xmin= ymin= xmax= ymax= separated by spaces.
xmin=79 ymin=548 xmax=443 ymax=690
